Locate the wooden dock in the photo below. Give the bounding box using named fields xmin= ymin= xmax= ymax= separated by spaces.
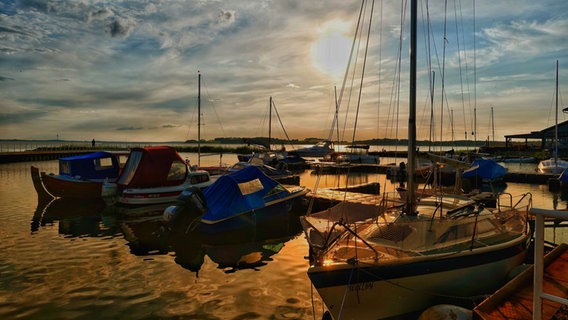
xmin=0 ymin=150 xmax=102 ymax=163
xmin=473 ymin=243 xmax=568 ymax=320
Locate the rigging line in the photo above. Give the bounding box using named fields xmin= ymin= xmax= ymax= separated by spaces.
xmin=453 ymin=0 xmax=468 ymax=145
xmin=376 ymin=0 xmax=383 ymax=142
xmin=310 ymin=283 xmax=316 ymax=320
xmin=457 ymin=0 xmax=473 ymax=143
xmin=271 ymin=99 xmax=294 ymax=146
xmin=385 ymin=0 xmax=406 ymax=151
xmin=184 ymin=97 xmax=199 ymax=141
xmin=340 ymin=16 xmax=363 ymax=144
xmin=200 ymin=75 xmax=227 ymax=138
xmin=473 ymin=0 xmax=477 ymax=144
xmin=441 ymin=0 xmax=448 ymax=149
xmin=422 ymin=0 xmax=436 ymax=150
xmin=328 ymin=0 xmax=366 ymax=143
xmin=337 ymin=264 xmax=356 ymax=320
xmin=351 ymin=0 xmax=375 ymax=144
xmin=340 ymin=0 xmax=371 ymax=144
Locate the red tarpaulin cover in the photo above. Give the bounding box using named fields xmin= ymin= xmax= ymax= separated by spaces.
xmin=118 ymin=146 xmax=187 ymax=188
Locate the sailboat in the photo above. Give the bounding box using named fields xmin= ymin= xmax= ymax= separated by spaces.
xmin=537 ymin=60 xmax=568 ymax=174
xmin=300 ymin=2 xmax=532 ymax=319
xmin=235 ymin=96 xmax=306 ymax=174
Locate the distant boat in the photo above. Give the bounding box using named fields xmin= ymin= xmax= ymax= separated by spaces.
xmin=102 ymin=146 xmax=212 ymax=206
xmin=238 ymin=97 xmax=307 ymax=169
xmin=31 ymin=151 xmax=126 ymax=200
xmin=289 ymin=140 xmax=335 ymax=158
xmin=538 ymin=61 xmax=568 ymax=174
xmin=322 ymin=144 xmax=380 ymax=164
xmin=463 ymin=158 xmax=508 ymax=184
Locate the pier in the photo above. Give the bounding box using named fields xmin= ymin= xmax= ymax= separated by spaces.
xmin=474 ymin=208 xmax=568 ymax=320
xmin=0 ymin=150 xmax=102 ymax=163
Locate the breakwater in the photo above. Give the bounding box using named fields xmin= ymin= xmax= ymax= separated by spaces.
xmin=0 ymin=150 xmax=102 ymax=163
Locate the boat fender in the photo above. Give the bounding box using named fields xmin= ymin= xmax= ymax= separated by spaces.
xmin=163 ymin=205 xmax=179 ymax=222
xmin=417 ymin=304 xmax=472 ymax=320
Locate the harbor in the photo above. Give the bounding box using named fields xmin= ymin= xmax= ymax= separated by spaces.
xmin=1 ymin=148 xmax=567 ymax=319
xmin=3 ymin=0 xmax=568 ymax=319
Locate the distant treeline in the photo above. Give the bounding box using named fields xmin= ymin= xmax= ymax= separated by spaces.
xmin=185 ymin=136 xmax=494 ymax=147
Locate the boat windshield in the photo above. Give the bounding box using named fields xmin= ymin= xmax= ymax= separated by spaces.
xmin=118 ymin=150 xmax=143 ymax=185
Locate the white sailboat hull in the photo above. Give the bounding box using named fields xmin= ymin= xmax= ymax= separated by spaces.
xmin=537 ymin=158 xmax=568 ymax=174
xmin=310 ymin=242 xmax=527 ymax=319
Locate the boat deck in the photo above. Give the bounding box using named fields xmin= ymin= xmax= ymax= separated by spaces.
xmin=473 ymin=243 xmax=568 ymax=320
xmin=305 ymin=188 xmax=404 ymax=213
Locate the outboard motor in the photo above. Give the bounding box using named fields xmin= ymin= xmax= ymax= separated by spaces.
xmin=163 ymin=187 xmax=207 ymax=226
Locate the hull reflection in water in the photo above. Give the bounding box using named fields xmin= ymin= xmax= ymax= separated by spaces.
xmin=120 ymin=205 xmax=303 ymax=274
xmin=31 ymin=197 xmax=117 ymax=236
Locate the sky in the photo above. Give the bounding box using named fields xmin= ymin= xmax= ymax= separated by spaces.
xmin=1 ymin=0 xmax=568 ymax=143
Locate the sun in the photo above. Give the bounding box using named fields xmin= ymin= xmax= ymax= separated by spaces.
xmin=311 ymin=20 xmax=353 ymax=80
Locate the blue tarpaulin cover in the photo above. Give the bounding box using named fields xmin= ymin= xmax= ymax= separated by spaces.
xmin=201 ymin=165 xmax=290 ymax=224
xmin=59 ymin=151 xmax=120 ymax=180
xmin=463 ymin=159 xmax=507 ymax=180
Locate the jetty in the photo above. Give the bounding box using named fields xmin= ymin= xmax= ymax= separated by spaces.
xmin=0 ymin=149 xmax=118 ymax=163
xmin=474 ymin=208 xmax=568 ymax=320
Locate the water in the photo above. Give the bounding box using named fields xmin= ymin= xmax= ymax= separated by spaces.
xmin=1 ymin=154 xmax=566 ymax=319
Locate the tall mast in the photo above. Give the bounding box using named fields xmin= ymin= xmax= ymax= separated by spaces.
xmin=269 ymin=96 xmax=272 ymax=150
xmin=407 ymin=0 xmax=417 ymax=215
xmin=555 ymin=60 xmax=559 ymax=166
xmin=198 ymin=71 xmax=201 ymax=167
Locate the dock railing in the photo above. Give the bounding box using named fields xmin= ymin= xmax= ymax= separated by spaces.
xmin=530 ymin=207 xmax=568 ymax=320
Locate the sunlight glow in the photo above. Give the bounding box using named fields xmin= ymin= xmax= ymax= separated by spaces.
xmin=311 ymin=20 xmax=353 ymax=80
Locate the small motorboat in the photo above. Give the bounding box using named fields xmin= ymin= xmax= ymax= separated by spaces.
xmin=289 ymin=140 xmax=335 ymax=158
xmin=31 ymin=151 xmax=126 ymax=199
xmin=163 ymin=165 xmax=308 ymax=233
xmin=102 ymin=146 xmax=212 ymax=206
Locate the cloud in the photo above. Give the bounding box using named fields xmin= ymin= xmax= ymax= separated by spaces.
xmin=87 ymin=7 xmax=114 ymax=23
xmin=116 ymin=126 xmax=144 ymax=131
xmin=106 ymin=17 xmax=133 ymax=38
xmin=1 ymin=0 xmax=568 ymax=141
xmin=0 ymin=75 xmax=15 ymax=81
xmin=218 ymin=9 xmax=236 ymax=25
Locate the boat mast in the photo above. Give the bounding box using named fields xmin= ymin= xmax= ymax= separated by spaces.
xmin=198 ymin=71 xmax=201 ymax=167
xmin=407 ymin=0 xmax=417 ymax=215
xmin=269 ymin=96 xmax=272 ymax=150
xmin=555 ymin=60 xmax=559 ymax=166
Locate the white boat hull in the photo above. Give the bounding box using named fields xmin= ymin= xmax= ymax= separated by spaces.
xmin=537 ymin=158 xmax=568 ymax=174
xmin=118 ymin=180 xmax=211 ymax=205
xmin=309 ymin=240 xmax=527 ymax=320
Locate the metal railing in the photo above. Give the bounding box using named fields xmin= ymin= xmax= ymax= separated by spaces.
xmin=530 ymin=207 xmax=568 ymax=320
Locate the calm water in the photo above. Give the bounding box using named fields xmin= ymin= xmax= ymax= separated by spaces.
xmin=1 ymin=153 xmax=566 ymax=319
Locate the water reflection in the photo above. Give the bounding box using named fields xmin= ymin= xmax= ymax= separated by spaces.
xmin=33 ymin=198 xmax=304 ymax=276
xmin=31 ymin=197 xmax=119 ymax=237
xmin=125 ymin=205 xmax=303 ymax=275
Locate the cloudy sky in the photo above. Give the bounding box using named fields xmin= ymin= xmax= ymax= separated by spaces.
xmin=1 ymin=0 xmax=568 ymax=143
